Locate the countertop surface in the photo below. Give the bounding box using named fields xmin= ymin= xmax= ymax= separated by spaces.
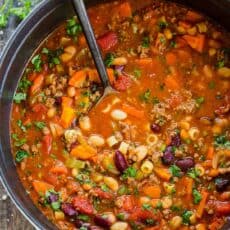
xmin=0 ymin=1 xmax=36 ymax=229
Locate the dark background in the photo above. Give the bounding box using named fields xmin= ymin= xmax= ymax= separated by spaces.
xmin=0 ymin=1 xmax=36 ymax=228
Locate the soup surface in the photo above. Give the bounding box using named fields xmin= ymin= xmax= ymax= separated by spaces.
xmin=11 ymin=0 xmax=230 ymax=229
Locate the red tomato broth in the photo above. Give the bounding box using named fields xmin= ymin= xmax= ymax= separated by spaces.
xmin=11 ymin=0 xmax=230 ymax=229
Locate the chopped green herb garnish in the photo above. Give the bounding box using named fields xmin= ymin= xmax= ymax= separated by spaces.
xmin=171 ymin=205 xmax=182 ymax=212
xmin=170 ymin=40 xmax=177 ymax=48
xmin=51 ymin=201 xmax=61 ymax=211
xmin=216 ymin=59 xmax=225 ymax=68
xmin=66 ymin=17 xmax=82 ymax=37
xmin=18 ymin=77 xmax=31 ymax=92
xmin=104 ymin=53 xmax=115 ymax=67
xmin=31 ymin=54 xmax=42 ymax=72
xmin=195 ymin=96 xmax=205 ymax=107
xmin=158 ymin=21 xmax=168 ymax=29
xmin=42 ymin=47 xmax=63 ymax=68
xmin=187 ymin=168 xmax=200 ymax=180
xmin=182 ymin=210 xmax=193 ymax=225
xmin=118 ymin=185 xmax=130 ymax=195
xmin=78 ymin=214 xmax=90 ymax=222
xmin=142 ymin=36 xmax=150 ymax=48
xmin=13 ymin=92 xmax=26 ymax=104
xmin=192 ymin=189 xmax=202 ymax=204
xmin=152 ymin=96 xmax=160 ymax=104
xmin=17 ymin=119 xmax=27 ymax=132
xmin=214 ymin=134 xmax=230 ymax=149
xmin=142 ymin=203 xmax=152 ymax=210
xmin=139 ymin=89 xmax=151 ymax=103
xmin=146 ymin=218 xmax=155 ymax=226
xmin=122 ymin=166 xmax=137 ymax=179
xmin=208 ymin=81 xmax=215 ymax=89
xmin=34 ymin=121 xmax=46 ymax=130
xmin=15 ymin=150 xmax=29 ymax=163
xmin=169 ymin=165 xmax=182 ymax=177
xmin=117 ymin=213 xmax=125 ymax=221
xmin=101 ymin=184 xmax=110 ymax=192
xmin=133 ymin=68 xmax=141 ymax=79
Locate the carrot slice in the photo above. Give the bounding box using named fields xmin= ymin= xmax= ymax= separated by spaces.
xmin=32 ymin=180 xmax=54 ymax=195
xmin=62 ymin=96 xmax=73 ymax=108
xmin=154 ymin=167 xmax=171 ymax=181
xmin=166 ymin=52 xmax=177 ymax=66
xmin=184 ymin=177 xmax=193 ymax=199
xmin=196 ymin=190 xmax=209 ymax=218
xmin=30 ymin=74 xmax=44 ymax=95
xmin=69 ymin=70 xmax=87 ymax=88
xmin=185 ymin=10 xmax=203 ymax=22
xmin=164 ymin=75 xmax=180 ymax=90
xmin=135 ymin=58 xmax=153 ymax=67
xmin=116 ymin=2 xmax=132 ymax=18
xmin=183 ymin=34 xmax=205 ymax=53
xmin=142 ymin=185 xmax=161 ymax=199
xmin=50 ymin=161 xmax=68 ymax=175
xmin=70 ymin=144 xmax=97 ymax=160
xmin=122 ymin=104 xmax=145 ymax=118
xmin=207 ymin=146 xmax=214 ymax=160
xmin=60 ymin=107 xmax=76 ymax=128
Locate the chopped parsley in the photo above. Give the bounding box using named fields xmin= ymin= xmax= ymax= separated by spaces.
xmin=142 ymin=36 xmax=150 ymax=48
xmin=187 ymin=168 xmax=200 ymax=180
xmin=18 ymin=76 xmax=31 ymax=92
xmin=104 ymin=53 xmax=115 ymax=67
xmin=31 ymin=54 xmax=42 ymax=72
xmin=12 ymin=134 xmax=26 ymax=147
xmin=15 ymin=150 xmax=29 ymax=163
xmin=208 ymin=81 xmax=215 ymax=89
xmin=142 ymin=203 xmax=152 ymax=210
xmin=192 ymin=189 xmax=202 ymax=204
xmin=139 ymin=89 xmax=151 ymax=103
xmin=34 ymin=121 xmax=46 ymax=130
xmin=214 ymin=134 xmax=230 ymax=149
xmin=169 ymin=165 xmax=182 ymax=177
xmin=17 ymin=120 xmax=27 ymax=132
xmin=78 ymin=214 xmax=90 ymax=222
xmin=133 ymin=68 xmax=142 ymax=79
xmin=182 ymin=210 xmax=193 ymax=225
xmin=42 ymin=47 xmax=63 ymax=68
xmin=116 ymin=213 xmax=125 ymax=221
xmin=101 ymin=184 xmax=110 ymax=192
xmin=216 ymin=59 xmax=225 ymax=68
xmin=13 ymin=92 xmax=26 ymax=104
xmin=66 ymin=17 xmax=82 ymax=37
xmin=158 ymin=20 xmax=168 ymax=29
xmin=152 ymin=96 xmax=160 ymax=104
xmin=122 ymin=166 xmax=137 ymax=179
xmin=195 ymin=96 xmax=205 ymax=107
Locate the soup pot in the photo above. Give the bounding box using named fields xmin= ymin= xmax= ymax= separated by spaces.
xmin=0 ymin=0 xmax=229 ymax=229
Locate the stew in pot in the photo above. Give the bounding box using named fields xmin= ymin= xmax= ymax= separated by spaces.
xmin=11 ymin=0 xmax=230 ymax=229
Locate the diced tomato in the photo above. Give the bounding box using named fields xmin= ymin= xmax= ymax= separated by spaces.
xmin=97 ymin=31 xmax=118 ymax=51
xmin=92 ymin=188 xmax=113 ymax=199
xmin=216 ymin=201 xmax=230 ymax=216
xmin=129 ymin=207 xmax=159 ymax=222
xmin=114 ymin=75 xmax=132 ymax=91
xmin=45 ymin=173 xmax=59 ymax=186
xmin=49 ymin=161 xmax=68 ymax=175
xmin=72 ymin=196 xmax=94 ymax=215
xmin=41 ymin=134 xmax=52 ymax=155
xmin=32 ymin=103 xmax=48 ymax=113
xmin=120 ymin=195 xmax=135 ymax=211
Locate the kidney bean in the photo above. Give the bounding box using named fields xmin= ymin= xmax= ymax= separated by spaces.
xmin=215 ymin=173 xmax=230 ymax=192
xmin=47 ymin=192 xmax=59 ymax=204
xmin=150 ymin=123 xmax=161 ymax=133
xmin=94 ymin=215 xmax=111 ymax=228
xmin=175 ymin=157 xmax=194 ymax=171
xmin=114 ymin=150 xmax=128 ymax=173
xmin=170 ymin=133 xmax=181 ymax=147
xmin=61 ymin=203 xmax=77 ymax=217
xmin=162 ymin=146 xmax=174 ymax=165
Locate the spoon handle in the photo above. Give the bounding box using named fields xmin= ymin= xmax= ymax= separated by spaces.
xmin=72 ymin=0 xmax=111 ymax=88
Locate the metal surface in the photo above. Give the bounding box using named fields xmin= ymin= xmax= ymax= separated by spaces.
xmin=0 ymin=0 xmax=229 ymax=229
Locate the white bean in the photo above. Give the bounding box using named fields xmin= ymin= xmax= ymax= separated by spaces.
xmin=119 ymin=142 xmax=129 ymax=154
xmin=111 ymin=222 xmax=128 ymax=230
xmin=135 ymin=145 xmax=148 ymax=162
xmin=79 ymin=116 xmax=91 ymax=131
xmin=88 ymin=134 xmax=105 ymax=147
xmin=107 ymin=136 xmax=119 ymax=147
xmin=111 ymin=110 xmax=127 ymax=121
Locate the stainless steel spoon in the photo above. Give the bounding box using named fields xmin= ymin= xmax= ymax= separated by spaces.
xmin=71 ymin=0 xmax=116 ymax=105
